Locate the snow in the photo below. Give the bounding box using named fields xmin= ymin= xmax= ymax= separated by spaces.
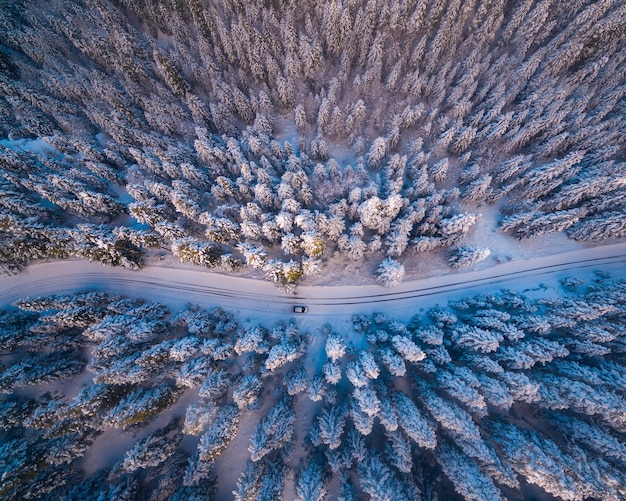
xmin=273 ymin=117 xmax=300 ymax=149
xmin=292 ymin=202 xmax=594 ymax=287
xmin=465 ymin=203 xmax=583 ymax=264
xmin=80 ymin=426 xmax=139 ymax=476
xmin=210 ymin=406 xmax=259 ymax=498
xmin=0 ymin=136 xmax=62 ymax=158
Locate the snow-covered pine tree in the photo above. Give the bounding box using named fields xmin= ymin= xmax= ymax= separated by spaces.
xmin=376 ymin=257 xmax=405 ymax=287
xmin=295 ymin=456 xmax=328 ymax=501
xmin=318 ymin=404 xmax=346 ymax=450
xmin=249 ymin=396 xmax=295 ymax=462
xmin=392 ymin=392 xmax=437 ymax=450
xmin=448 ymin=246 xmax=491 ymax=269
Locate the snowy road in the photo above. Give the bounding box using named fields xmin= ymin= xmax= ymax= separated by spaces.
xmin=1 ymin=242 xmax=626 ymax=321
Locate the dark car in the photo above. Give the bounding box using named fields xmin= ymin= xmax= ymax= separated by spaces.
xmin=292 ymin=305 xmax=308 ymax=313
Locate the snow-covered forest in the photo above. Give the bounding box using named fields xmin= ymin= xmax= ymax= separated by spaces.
xmin=1 ymin=0 xmax=625 ymax=286
xmin=1 ymin=271 xmax=626 ymax=500
xmin=2 ymin=1 xmax=626 ymax=498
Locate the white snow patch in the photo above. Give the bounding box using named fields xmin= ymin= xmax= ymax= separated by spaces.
xmin=0 ymin=136 xmax=62 ymax=158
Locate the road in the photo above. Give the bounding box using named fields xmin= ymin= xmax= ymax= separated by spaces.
xmin=1 ymin=242 xmax=626 ymax=321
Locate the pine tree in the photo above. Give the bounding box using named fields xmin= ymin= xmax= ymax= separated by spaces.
xmin=366 ymin=137 xmax=387 ymax=168
xmin=318 ymin=404 xmax=346 ymax=450
xmin=295 ymin=456 xmax=328 ymax=501
xmin=323 ymin=360 xmax=342 ymax=385
xmin=233 ymin=375 xmax=262 ymax=410
xmin=357 ymin=453 xmax=408 ymax=501
xmin=198 ymin=404 xmax=240 ymax=463
xmin=385 ymin=429 xmax=413 ymax=473
xmin=437 ymin=442 xmax=503 ymax=501
xmin=249 ymin=397 xmax=295 ymax=462
xmin=325 ymin=333 xmax=346 ymax=362
xmin=391 ymin=335 xmax=426 ymax=363
xmin=353 ymin=387 xmax=380 ymax=417
xmin=379 ymin=347 xmax=407 ymax=377
xmin=284 ymin=363 xmax=308 ymax=395
xmin=121 ymin=423 xmax=181 ymax=472
xmin=392 ymin=392 xmax=437 ymax=450
xmin=376 ymin=258 xmax=406 ymax=288
xmin=449 ymin=246 xmax=491 ymax=269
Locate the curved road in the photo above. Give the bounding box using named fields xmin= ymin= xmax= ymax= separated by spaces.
xmin=1 ymin=242 xmax=626 ymax=321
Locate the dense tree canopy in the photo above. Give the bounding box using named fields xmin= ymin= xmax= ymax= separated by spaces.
xmin=0 ymin=0 xmax=624 ymax=286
